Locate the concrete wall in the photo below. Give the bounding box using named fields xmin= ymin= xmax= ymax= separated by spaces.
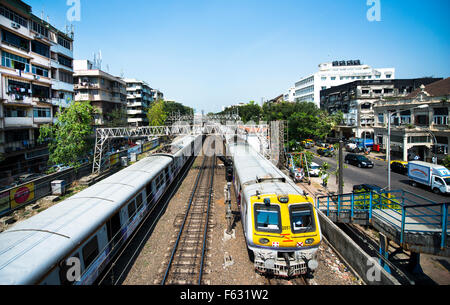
xmin=317 ymin=209 xmax=401 ymax=285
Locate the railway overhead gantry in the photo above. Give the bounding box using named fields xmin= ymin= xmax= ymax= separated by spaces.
xmin=92 ymin=121 xmax=276 ymax=174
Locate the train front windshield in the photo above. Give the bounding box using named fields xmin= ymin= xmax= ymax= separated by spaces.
xmin=289 ymin=205 xmax=315 ymax=233
xmin=254 ymin=204 xmax=281 ymax=233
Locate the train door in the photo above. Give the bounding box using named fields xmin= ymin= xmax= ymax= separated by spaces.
xmin=107 ymin=212 xmax=122 ymax=248
xmin=146 ymin=181 xmax=153 ymax=206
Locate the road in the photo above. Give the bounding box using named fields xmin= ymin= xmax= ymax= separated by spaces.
xmin=311 ymin=151 xmax=449 ymax=204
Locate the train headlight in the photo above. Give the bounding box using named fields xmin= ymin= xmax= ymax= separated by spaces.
xmin=259 ymin=238 xmax=270 ymax=244
xmin=305 ymin=238 xmax=315 ymax=245
xmin=308 ymin=259 xmax=319 ymax=270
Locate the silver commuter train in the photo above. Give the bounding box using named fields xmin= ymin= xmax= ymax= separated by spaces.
xmin=0 ymin=135 xmax=201 ymax=285
xmin=227 ymin=140 xmax=322 ymax=277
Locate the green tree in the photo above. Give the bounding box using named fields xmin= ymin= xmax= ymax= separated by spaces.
xmin=147 ymin=99 xmax=167 ymax=126
xmin=104 ymin=106 xmax=128 ymax=127
xmin=443 ymin=155 xmax=450 ymax=170
xmin=38 ymin=101 xmax=94 ymax=168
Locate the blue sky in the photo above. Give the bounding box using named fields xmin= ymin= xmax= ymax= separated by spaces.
xmin=25 ymin=0 xmax=450 ymax=113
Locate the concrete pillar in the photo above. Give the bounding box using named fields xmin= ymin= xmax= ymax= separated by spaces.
xmin=402 ymin=136 xmax=408 ymax=161
xmin=408 ymin=252 xmax=424 ymax=274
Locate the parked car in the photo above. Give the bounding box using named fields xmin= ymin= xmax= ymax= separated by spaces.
xmin=352 ymin=184 xmax=383 ymax=193
xmin=345 ymin=154 xmax=374 ymax=168
xmin=46 ymin=164 xmax=71 ymax=174
xmin=15 ymin=173 xmax=43 ymax=185
xmin=309 ymin=162 xmax=321 ymax=177
xmin=390 ymin=160 xmax=408 ymax=175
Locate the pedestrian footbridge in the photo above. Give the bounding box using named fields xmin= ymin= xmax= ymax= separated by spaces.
xmin=316 ymin=190 xmax=449 ymax=257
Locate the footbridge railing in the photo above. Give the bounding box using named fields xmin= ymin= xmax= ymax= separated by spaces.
xmin=316 ymin=190 xmax=449 ymax=253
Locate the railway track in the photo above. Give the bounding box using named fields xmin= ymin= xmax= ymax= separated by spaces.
xmin=160 ymin=154 xmax=216 ymax=285
xmin=96 ymin=153 xmax=197 ymax=285
xmin=265 ymin=274 xmax=309 ymax=285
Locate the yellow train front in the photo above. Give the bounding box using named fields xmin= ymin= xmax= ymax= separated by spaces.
xmin=227 ymin=140 xmax=322 ymax=277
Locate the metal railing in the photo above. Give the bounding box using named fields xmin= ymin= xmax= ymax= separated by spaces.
xmin=317 ymin=190 xmax=449 ymax=249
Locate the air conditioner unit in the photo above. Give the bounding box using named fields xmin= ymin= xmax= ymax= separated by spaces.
xmin=11 ymin=22 xmax=20 ymax=29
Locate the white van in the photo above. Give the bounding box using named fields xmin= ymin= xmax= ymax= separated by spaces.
xmin=408 ymin=161 xmax=450 ymax=194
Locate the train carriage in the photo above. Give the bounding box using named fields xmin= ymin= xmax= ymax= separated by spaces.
xmin=0 ymin=135 xmax=201 ymax=285
xmin=227 ymin=140 xmax=322 ymax=277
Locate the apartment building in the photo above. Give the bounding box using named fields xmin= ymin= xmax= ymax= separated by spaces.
xmin=293 ymin=60 xmax=395 ymax=107
xmin=373 ymin=78 xmax=449 ymax=162
xmin=73 ymin=60 xmax=127 ymax=127
xmin=0 ymin=0 xmax=74 ymax=177
xmin=151 ymin=88 xmax=163 ymax=102
xmin=320 ymin=78 xmax=441 ymax=139
xmin=123 ymin=78 xmax=153 ymax=127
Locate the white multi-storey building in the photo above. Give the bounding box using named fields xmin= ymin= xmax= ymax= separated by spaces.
xmin=0 ymin=0 xmax=74 ymax=179
xmin=123 ymin=78 xmax=154 ymax=127
xmin=293 ymin=60 xmax=395 ymax=107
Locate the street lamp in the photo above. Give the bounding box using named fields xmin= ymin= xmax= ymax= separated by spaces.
xmin=386 ymin=104 xmax=429 ymax=191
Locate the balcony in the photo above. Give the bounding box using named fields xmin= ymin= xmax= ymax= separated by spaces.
xmin=50 ymin=43 xmax=73 ymax=60
xmin=51 ymin=81 xmax=74 ymax=92
xmin=127 ymin=109 xmax=144 ymax=115
xmin=4 ymin=117 xmax=33 ymax=128
xmin=33 ymin=116 xmax=52 ymax=124
xmin=0 ymin=16 xmax=32 ymax=40
xmin=51 ymin=98 xmax=72 ymax=108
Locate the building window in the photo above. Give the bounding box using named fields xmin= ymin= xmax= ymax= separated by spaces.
xmin=400 ymin=110 xmax=411 ymax=125
xmin=31 ymin=40 xmax=50 ymax=58
xmin=1 ymin=29 xmax=29 ymax=52
xmin=7 ymin=79 xmax=31 ymax=97
xmin=378 ymin=113 xmax=384 ymax=124
xmin=0 ymin=4 xmax=28 ymax=28
xmin=1 ymin=51 xmax=30 ymax=72
xmin=415 ymin=114 xmax=428 ymax=125
xmin=58 ymin=54 xmax=72 ymax=68
xmin=321 ymin=76 xmax=327 ymax=81
xmin=31 ymin=20 xmax=49 ymax=37
xmin=32 ymin=84 xmax=50 ymax=99
xmin=407 ymin=136 xmax=430 ymax=144
xmin=32 ymin=65 xmax=49 ymax=77
xmin=331 ymin=77 xmax=336 ymax=80
xmin=5 ymin=106 xmax=30 ymax=117
xmin=433 ymin=108 xmax=449 ymax=125
xmin=386 ymin=74 xmax=392 ymax=79
xmin=33 ymin=107 xmax=51 ymax=118
xmin=57 ymin=35 xmax=71 ymax=50
xmin=59 ymin=70 xmax=73 ymax=84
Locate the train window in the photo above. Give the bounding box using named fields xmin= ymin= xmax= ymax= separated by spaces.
xmin=128 ymin=200 xmax=136 ymax=220
xmin=289 ymin=205 xmax=315 ymax=234
xmin=136 ymin=193 xmax=143 ymax=211
xmin=254 ymin=204 xmax=281 ymax=233
xmin=82 ymin=236 xmax=99 ymax=269
xmin=59 ymin=253 xmax=80 ymax=285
